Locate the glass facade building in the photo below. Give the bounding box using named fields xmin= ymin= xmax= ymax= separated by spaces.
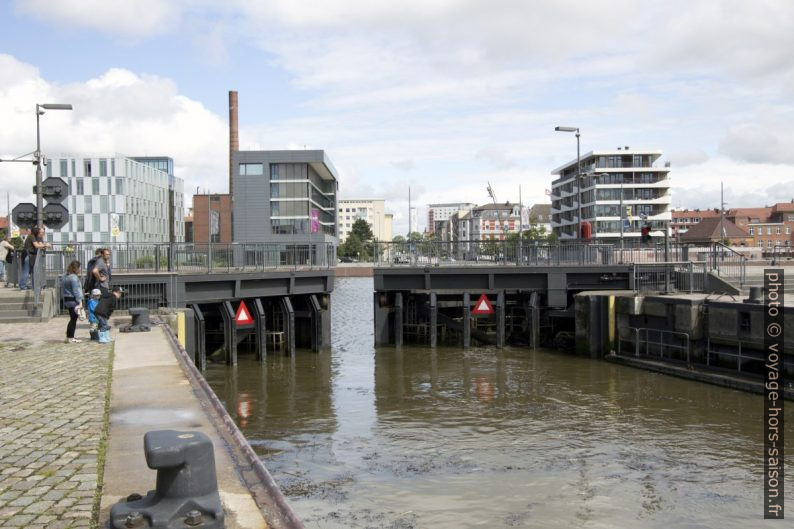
xmin=233 ymin=150 xmax=339 ymax=244
xmin=45 ymin=154 xmax=185 ymax=244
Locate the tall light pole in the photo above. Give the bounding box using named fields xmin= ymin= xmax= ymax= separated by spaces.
xmin=555 ymin=126 xmax=580 ymax=240
xmin=35 ymin=103 xmax=72 ymax=229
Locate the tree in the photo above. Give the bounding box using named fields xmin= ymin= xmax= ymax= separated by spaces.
xmin=351 ymin=219 xmax=374 ymax=242
xmin=408 ymin=231 xmax=423 ymax=242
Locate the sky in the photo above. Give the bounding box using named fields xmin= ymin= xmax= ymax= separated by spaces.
xmin=1 ymin=0 xmax=794 ymax=235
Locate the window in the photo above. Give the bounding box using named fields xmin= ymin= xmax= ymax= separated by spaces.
xmin=776 ymin=226 xmax=781 ymax=235
xmin=749 ymin=227 xmax=754 ymax=235
xmin=46 ymin=161 xmax=52 ymax=177
xmin=787 ymin=226 xmax=791 ymax=234
xmin=77 ymin=215 xmax=84 ymax=231
xmin=111 ymin=159 xmax=115 ymax=176
xmin=758 ymin=240 xmax=764 ymax=247
xmin=92 ymin=179 xmax=100 ymax=195
xmin=116 ymin=178 xmax=124 ymax=194
xmin=239 ymin=163 xmax=264 ymax=176
xmin=84 ymin=196 xmax=92 ymax=213
xmin=767 ymin=227 xmax=772 ymax=235
xmin=99 ymin=159 xmax=107 ymax=177
xmin=60 ymin=159 xmax=68 ymax=177
xmin=71 ymin=159 xmax=76 ymax=177
xmin=100 ymin=195 xmax=109 ymax=213
xmin=768 ymin=240 xmax=773 ymax=248
xmin=84 ymin=159 xmax=92 ymax=177
xmin=76 ymin=179 xmax=84 ymax=195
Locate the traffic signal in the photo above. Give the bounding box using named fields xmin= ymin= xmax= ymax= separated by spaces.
xmin=13 ymin=176 xmax=71 ymax=230
xmin=641 ymin=224 xmax=652 ymax=243
xmin=12 ymin=203 xmax=37 ymax=229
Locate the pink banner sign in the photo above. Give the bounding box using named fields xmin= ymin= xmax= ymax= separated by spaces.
xmin=310 ymin=209 xmax=320 ymax=233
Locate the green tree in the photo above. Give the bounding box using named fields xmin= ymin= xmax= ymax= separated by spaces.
xmin=351 ymin=219 xmax=374 ymax=242
xmin=408 ymin=231 xmax=423 ymax=242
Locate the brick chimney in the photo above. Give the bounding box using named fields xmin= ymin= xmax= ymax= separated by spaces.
xmin=229 ymin=90 xmax=239 ymax=196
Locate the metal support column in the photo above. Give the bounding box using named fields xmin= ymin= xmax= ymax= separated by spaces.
xmin=280 ymin=296 xmax=296 ymax=356
xmin=191 ymin=304 xmax=206 ymax=371
xmin=309 ymin=294 xmax=322 ymax=352
xmin=253 ymin=298 xmax=267 ymax=361
xmin=529 ymin=291 xmax=540 ymax=349
xmin=462 ymin=292 xmax=471 ymax=348
xmin=220 ymin=301 xmax=237 ymax=366
xmin=394 ymin=292 xmax=403 ymax=347
xmin=429 ymin=292 xmax=438 ymax=348
xmin=496 ymin=291 xmax=505 ymax=348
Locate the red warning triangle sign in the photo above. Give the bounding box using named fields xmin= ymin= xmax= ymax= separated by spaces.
xmin=471 ymin=293 xmax=495 ymax=315
xmin=235 ymin=300 xmax=254 ymax=326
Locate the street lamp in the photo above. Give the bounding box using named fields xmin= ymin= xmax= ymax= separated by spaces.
xmin=554 ymin=126 xmax=581 ymax=241
xmin=35 ymin=103 xmax=73 ymax=229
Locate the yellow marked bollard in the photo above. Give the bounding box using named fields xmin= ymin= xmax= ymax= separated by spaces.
xmin=177 ymin=311 xmax=186 ymax=347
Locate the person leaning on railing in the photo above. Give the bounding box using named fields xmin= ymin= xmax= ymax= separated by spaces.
xmin=20 ymin=227 xmax=50 ymax=291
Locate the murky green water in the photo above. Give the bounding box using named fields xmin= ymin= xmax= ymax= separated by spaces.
xmin=205 ymin=277 xmax=792 ymax=528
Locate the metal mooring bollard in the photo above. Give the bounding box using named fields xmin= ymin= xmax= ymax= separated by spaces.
xmin=110 ymin=430 xmax=225 ymax=528
xmin=120 ymin=307 xmax=152 ymax=333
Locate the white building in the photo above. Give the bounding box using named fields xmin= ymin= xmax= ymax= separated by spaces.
xmin=44 ymin=153 xmax=185 ymax=244
xmin=337 ymin=198 xmax=393 ymax=242
xmin=550 ymin=149 xmax=671 ymax=242
xmin=427 ymin=203 xmax=476 ymax=235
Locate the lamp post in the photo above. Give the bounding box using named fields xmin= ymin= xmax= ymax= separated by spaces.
xmin=554 ymin=126 xmax=580 ymax=241
xmin=35 ymin=103 xmax=72 ymax=229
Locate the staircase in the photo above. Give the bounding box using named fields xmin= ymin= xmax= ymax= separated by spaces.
xmin=0 ymin=287 xmax=58 ymax=323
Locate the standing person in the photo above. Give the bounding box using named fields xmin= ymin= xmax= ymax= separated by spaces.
xmin=0 ymin=235 xmax=13 ymax=284
xmin=94 ymin=286 xmax=123 ymax=344
xmin=92 ymin=248 xmax=111 ymax=294
xmin=62 ymin=260 xmax=84 ymax=343
xmin=84 ymin=248 xmax=103 ymax=293
xmin=21 ymin=227 xmax=50 ymax=291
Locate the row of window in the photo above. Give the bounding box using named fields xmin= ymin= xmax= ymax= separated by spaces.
xmin=748 ymin=226 xmax=791 ymax=235
xmin=757 ymin=240 xmax=791 ymax=247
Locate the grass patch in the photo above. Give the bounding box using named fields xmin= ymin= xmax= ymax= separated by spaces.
xmin=90 ymin=342 xmax=115 ymax=529
xmin=38 ymin=468 xmax=56 ymax=479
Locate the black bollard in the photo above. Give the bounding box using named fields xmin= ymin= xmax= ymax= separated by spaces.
xmin=109 ymin=430 xmax=225 ymax=528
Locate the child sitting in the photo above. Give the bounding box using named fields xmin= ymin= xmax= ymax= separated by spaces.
xmin=87 ymin=288 xmax=101 ymax=341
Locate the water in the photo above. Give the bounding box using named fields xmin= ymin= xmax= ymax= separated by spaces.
xmin=205 ymin=277 xmax=792 ymax=528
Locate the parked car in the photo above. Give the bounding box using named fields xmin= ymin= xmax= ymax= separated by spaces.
xmin=339 ymin=256 xmax=358 ymax=263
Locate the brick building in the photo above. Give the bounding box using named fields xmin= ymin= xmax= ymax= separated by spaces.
xmin=192 ymin=194 xmax=233 ymax=244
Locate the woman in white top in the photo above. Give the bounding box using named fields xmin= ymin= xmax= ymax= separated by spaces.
xmin=0 ymin=235 xmax=14 ymax=284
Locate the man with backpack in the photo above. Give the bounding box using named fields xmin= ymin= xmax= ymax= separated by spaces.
xmin=84 ymin=248 xmax=103 ymax=293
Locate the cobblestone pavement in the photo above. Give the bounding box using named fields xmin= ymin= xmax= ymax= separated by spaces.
xmin=0 ymin=318 xmax=112 ymax=529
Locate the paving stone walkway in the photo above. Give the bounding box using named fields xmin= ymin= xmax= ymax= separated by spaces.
xmin=0 ymin=318 xmax=113 ymax=529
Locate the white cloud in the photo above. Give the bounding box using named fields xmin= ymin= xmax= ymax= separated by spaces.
xmin=13 ymin=0 xmax=185 ymax=38
xmin=0 ymin=54 xmax=228 ymax=214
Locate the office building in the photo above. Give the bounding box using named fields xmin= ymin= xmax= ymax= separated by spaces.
xmin=427 ymin=203 xmax=476 ymax=235
xmin=233 ymin=150 xmax=338 ymax=244
xmin=44 ymin=153 xmax=185 ymax=244
xmin=337 ymin=198 xmax=393 ymax=242
xmin=550 ymin=148 xmax=672 ymax=242
xmin=132 ymin=157 xmax=185 ymax=243
xmin=192 ymin=194 xmax=233 ymax=243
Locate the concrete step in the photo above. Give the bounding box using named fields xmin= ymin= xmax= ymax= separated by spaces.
xmin=0 ymin=302 xmax=41 ymax=310
xmin=0 ymin=316 xmax=46 ymax=323
xmin=0 ymin=309 xmax=35 ymax=318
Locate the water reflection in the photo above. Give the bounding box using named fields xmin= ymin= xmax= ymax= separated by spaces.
xmin=206 ymin=278 xmax=792 ymax=529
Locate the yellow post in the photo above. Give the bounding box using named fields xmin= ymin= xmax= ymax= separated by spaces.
xmin=177 ymin=311 xmax=186 ymax=347
xmin=607 ymin=295 xmax=616 ymax=352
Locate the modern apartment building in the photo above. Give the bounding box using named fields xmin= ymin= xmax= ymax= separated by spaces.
xmin=131 ymin=156 xmax=185 ymax=243
xmin=233 ymin=150 xmax=338 ymax=244
xmin=550 ymin=149 xmax=672 ymax=242
xmin=44 ymin=153 xmax=185 ymax=244
xmin=427 ymin=203 xmax=476 ymax=235
xmin=337 ymin=198 xmax=393 ymax=242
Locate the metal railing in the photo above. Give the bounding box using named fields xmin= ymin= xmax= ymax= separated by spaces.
xmin=633 ymin=261 xmax=707 ymax=293
xmin=618 ymin=327 xmax=691 ymax=364
xmin=37 ymin=242 xmax=337 ymax=277
xmin=372 ymin=241 xmax=615 ymax=267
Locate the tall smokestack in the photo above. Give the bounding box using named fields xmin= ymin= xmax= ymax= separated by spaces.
xmin=229 ymin=90 xmax=239 ymax=196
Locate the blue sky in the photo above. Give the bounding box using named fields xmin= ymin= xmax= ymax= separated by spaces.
xmin=2 ymin=0 xmax=794 ymax=235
